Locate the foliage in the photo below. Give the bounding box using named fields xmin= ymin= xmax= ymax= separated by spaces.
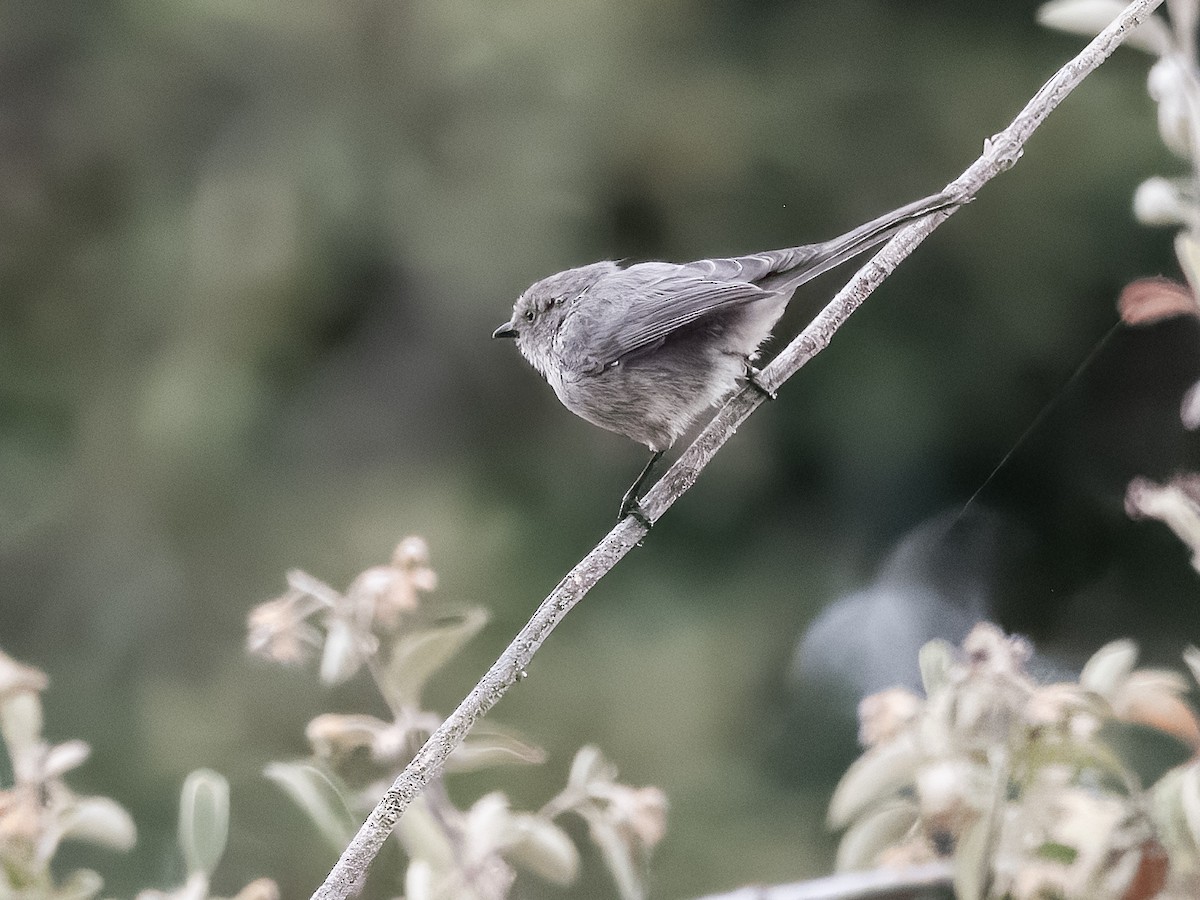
xmin=0 ymin=650 xmax=272 ymax=900
xmin=830 ymin=623 xmax=1200 ymax=900
xmin=247 ymin=537 xmax=667 ymax=900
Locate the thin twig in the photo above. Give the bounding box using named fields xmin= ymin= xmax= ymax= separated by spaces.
xmin=311 ymin=2 xmax=1164 ymax=896
xmin=687 ymin=862 xmax=954 ymax=900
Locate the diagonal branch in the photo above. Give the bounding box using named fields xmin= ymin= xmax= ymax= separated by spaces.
xmin=311 ymin=2 xmax=1164 ymax=896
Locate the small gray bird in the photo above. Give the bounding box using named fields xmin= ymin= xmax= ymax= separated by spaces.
xmin=494 ymin=189 xmax=962 ymax=522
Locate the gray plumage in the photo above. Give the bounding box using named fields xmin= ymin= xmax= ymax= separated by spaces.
xmin=494 ymin=189 xmax=960 ymax=453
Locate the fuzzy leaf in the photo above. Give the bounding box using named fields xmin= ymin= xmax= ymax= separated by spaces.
xmin=918 ymin=639 xmax=954 ymax=698
xmin=1037 ymin=0 xmax=1172 ymax=53
xmin=1150 ymin=766 xmax=1200 ymax=863
xmin=263 ymin=761 xmax=357 ymax=852
xmin=1080 ymin=639 xmax=1137 ymax=698
xmin=1184 ymin=646 xmax=1200 ymax=687
xmin=828 ymin=733 xmax=922 ymax=829
xmin=445 ymin=727 xmax=547 ymax=773
xmin=52 ymin=869 xmax=104 ymax=900
xmin=567 ymin=745 xmax=617 ymax=794
xmin=396 ymin=795 xmax=456 ymax=872
xmin=506 ymin=815 xmax=580 ymax=886
xmin=62 ymin=796 xmax=137 ymax=852
xmin=0 ymin=691 xmax=44 ymax=770
xmin=954 ymin=816 xmax=992 ymax=900
xmin=405 ymin=859 xmax=435 ymax=900
xmin=1180 ymin=762 xmax=1200 ymax=848
xmin=179 ymin=769 xmax=230 ymax=876
xmin=834 ymin=800 xmax=919 ymax=872
xmin=379 ymin=608 xmax=488 ymax=708
xmin=585 ymin=812 xmax=643 ymax=900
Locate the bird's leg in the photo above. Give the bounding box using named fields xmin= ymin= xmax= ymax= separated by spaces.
xmin=619 ymin=450 xmax=664 ymax=527
xmin=743 ymin=361 xmax=777 ymax=401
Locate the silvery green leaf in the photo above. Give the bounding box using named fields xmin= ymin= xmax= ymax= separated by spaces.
xmin=1170 ymin=0 xmax=1199 ymax=56
xmin=0 ymin=690 xmax=44 ymax=772
xmin=584 ymin=811 xmax=643 ymax=900
xmin=318 ymin=619 xmax=366 ymax=685
xmin=505 ymin=815 xmax=580 ymax=885
xmin=404 ymin=859 xmax=435 ymax=900
xmin=953 ymin=816 xmax=993 ymax=900
xmin=1182 ymin=381 xmax=1200 ymax=430
xmin=50 ymin=868 xmax=104 ymax=900
xmin=567 ymin=745 xmax=618 ymax=793
xmin=42 ymin=740 xmax=91 ymax=780
xmin=1181 ymin=762 xmax=1200 ymax=848
xmin=178 ymin=769 xmax=229 ymax=876
xmin=1150 ymin=766 xmax=1199 ymax=860
xmin=834 ymin=800 xmax=919 ymax=872
xmin=445 ymin=726 xmax=546 ymax=773
xmin=1150 ymin=58 xmax=1196 ymax=157
xmin=1037 ymin=0 xmax=1172 ymax=53
xmin=1080 ymin=639 xmax=1137 ymax=698
xmin=1177 ymin=232 xmax=1200 ymax=311
xmin=61 ymin=796 xmax=137 ymax=852
xmin=1184 ymin=646 xmax=1200 ymax=687
xmin=828 ymin=733 xmax=922 ymax=829
xmin=230 ymin=878 xmax=281 ymax=900
xmin=263 ymin=761 xmax=357 ymax=852
xmin=379 ymin=608 xmax=488 ymax=708
xmin=396 ymin=795 xmax=456 ymax=872
xmin=918 ymin=639 xmax=954 ymax=697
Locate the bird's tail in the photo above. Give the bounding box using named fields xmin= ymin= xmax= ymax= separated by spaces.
xmin=727 ymin=188 xmax=965 ymax=295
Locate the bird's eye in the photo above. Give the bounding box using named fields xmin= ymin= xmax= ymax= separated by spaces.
xmin=524 ymin=310 xmax=535 ymax=321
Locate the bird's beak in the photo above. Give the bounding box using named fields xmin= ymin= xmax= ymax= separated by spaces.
xmin=492 ymin=322 xmax=518 ymax=339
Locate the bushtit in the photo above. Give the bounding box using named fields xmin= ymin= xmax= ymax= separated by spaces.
xmin=494 ymin=189 xmax=962 ymax=523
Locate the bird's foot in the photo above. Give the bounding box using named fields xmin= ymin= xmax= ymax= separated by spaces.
xmin=618 ymin=450 xmax=663 ymax=527
xmin=619 ymin=495 xmax=654 ymax=529
xmin=743 ymin=364 xmax=777 ymax=400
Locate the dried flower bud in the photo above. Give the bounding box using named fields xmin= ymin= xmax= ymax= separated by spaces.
xmin=246 ymin=596 xmax=321 ymax=665
xmin=393 ymin=536 xmax=431 ymax=569
xmin=1025 ymin=682 xmax=1100 ymax=734
xmin=607 ymin=784 xmax=669 ymax=849
xmin=347 ymin=566 xmax=417 ymax=629
xmin=394 ymin=536 xmax=438 ymax=594
xmin=858 ymin=688 xmax=923 ymax=747
xmin=1118 ymin=276 xmax=1197 ymax=325
xmin=962 ymin=623 xmax=1032 ymax=678
xmin=305 ymin=713 xmax=397 ymax=762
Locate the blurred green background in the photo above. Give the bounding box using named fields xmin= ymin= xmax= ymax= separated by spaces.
xmin=4 ymin=0 xmax=1200 ymax=897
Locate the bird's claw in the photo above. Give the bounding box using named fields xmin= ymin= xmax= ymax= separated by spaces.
xmin=744 ymin=364 xmax=777 ymax=401
xmin=619 ymin=497 xmax=654 ymax=529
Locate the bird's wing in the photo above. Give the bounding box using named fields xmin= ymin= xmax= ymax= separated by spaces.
xmin=560 ymin=264 xmax=770 ymax=373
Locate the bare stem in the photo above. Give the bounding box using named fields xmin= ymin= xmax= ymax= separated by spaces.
xmin=685 ymin=861 xmax=954 ymax=900
xmin=311 ymin=2 xmax=1164 ymax=896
